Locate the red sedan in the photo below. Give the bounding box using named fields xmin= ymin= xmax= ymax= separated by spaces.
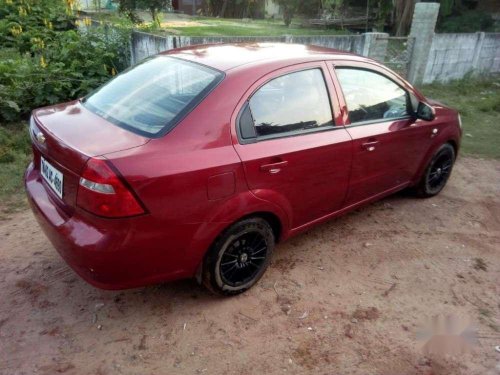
xmin=25 ymin=43 xmax=462 ymax=295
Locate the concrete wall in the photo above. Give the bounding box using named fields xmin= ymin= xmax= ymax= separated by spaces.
xmin=423 ymin=32 xmax=500 ymax=83
xmin=129 ymin=30 xmax=500 ymax=83
xmin=130 ymin=31 xmax=365 ymax=65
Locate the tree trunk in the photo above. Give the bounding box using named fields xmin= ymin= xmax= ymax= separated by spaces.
xmin=219 ymin=0 xmax=229 ymax=17
xmin=395 ymin=0 xmax=420 ymax=36
xmin=283 ymin=5 xmax=293 ymax=27
xmin=151 ymin=7 xmax=160 ymax=28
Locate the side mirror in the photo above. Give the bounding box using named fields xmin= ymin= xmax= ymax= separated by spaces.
xmin=416 ymin=102 xmax=436 ymax=121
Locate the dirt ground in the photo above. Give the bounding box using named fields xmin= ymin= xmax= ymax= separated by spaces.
xmin=0 ymin=156 xmax=499 ymax=375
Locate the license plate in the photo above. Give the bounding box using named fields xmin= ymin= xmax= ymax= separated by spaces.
xmin=41 ymin=156 xmax=64 ymax=199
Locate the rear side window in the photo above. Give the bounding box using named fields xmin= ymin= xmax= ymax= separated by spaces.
xmin=83 ymin=56 xmax=223 ymax=137
xmin=240 ymin=69 xmax=334 ymax=140
xmin=336 ymin=68 xmax=409 ymax=124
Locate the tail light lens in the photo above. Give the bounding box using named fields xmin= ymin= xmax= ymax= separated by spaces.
xmin=77 ymin=158 xmax=145 ymax=218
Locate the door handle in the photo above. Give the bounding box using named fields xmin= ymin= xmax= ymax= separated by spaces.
xmin=260 ymin=160 xmax=288 ymax=174
xmin=362 ymin=141 xmax=379 ymax=152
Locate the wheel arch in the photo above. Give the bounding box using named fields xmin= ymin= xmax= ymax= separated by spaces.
xmin=446 ymin=139 xmax=459 ymax=159
xmin=188 ymin=191 xmax=289 ymax=279
xmin=412 ymin=132 xmax=460 ymax=186
xmin=232 ymin=211 xmax=283 ymax=243
xmin=193 ymin=209 xmax=283 ymax=284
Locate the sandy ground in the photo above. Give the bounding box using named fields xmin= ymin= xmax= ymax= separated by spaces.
xmin=0 ymin=156 xmax=499 ymax=375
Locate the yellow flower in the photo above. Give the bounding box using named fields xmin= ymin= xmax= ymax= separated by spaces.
xmin=48 ymin=21 xmax=53 ymax=30
xmin=10 ymin=25 xmax=22 ymax=36
xmin=40 ymin=56 xmax=47 ymax=68
xmin=111 ymin=68 xmax=117 ymax=76
xmin=84 ymin=17 xmax=91 ymax=27
xmin=31 ymin=37 xmax=45 ymax=50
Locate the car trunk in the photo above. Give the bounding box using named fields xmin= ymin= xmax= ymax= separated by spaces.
xmin=30 ymin=100 xmax=150 ymax=213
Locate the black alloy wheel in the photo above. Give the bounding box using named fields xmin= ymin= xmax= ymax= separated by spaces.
xmin=203 ymin=217 xmax=275 ymax=295
xmin=416 ymin=143 xmax=456 ymax=197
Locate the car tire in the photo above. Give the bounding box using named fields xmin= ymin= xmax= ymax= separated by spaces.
xmin=202 ymin=217 xmax=275 ymax=296
xmin=415 ymin=143 xmax=455 ymax=198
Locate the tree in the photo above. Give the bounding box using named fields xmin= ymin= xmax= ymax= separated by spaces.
xmin=275 ymin=0 xmax=300 ymax=26
xmin=218 ymin=0 xmax=229 ymax=17
xmin=115 ymin=0 xmax=143 ymax=23
xmin=439 ymin=0 xmax=462 ymax=17
xmin=394 ymin=0 xmax=417 ymax=36
xmin=137 ymin=0 xmax=169 ymax=27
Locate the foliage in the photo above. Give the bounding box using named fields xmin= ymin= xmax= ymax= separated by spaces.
xmin=0 ymin=0 xmax=131 ymax=122
xmin=275 ymin=0 xmax=296 ymax=26
xmin=115 ymin=0 xmax=143 ymax=23
xmin=275 ymin=0 xmax=320 ymax=26
xmin=438 ymin=0 xmax=461 ymax=18
xmin=136 ymin=0 xmax=169 ymax=27
xmin=437 ymin=10 xmax=495 ymax=32
xmin=205 ymin=0 xmax=265 ymax=19
xmin=0 ymin=122 xmax=31 ymax=213
xmin=321 ymin=0 xmax=345 ymax=15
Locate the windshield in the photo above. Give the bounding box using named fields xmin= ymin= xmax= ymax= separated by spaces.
xmin=83 ymin=56 xmax=224 ymax=137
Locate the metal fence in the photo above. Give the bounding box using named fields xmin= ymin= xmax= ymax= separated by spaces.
xmin=374 ymin=35 xmax=415 ymax=79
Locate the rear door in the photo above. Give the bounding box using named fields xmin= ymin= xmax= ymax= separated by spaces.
xmin=232 ymin=62 xmax=352 ymax=229
xmin=329 ymin=62 xmax=435 ymax=205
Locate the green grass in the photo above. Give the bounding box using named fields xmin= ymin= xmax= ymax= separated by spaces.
xmin=0 ymin=122 xmax=31 ymax=216
xmin=90 ymin=11 xmax=350 ymax=37
xmin=420 ymin=75 xmax=500 ymax=159
xmin=156 ymin=17 xmax=350 ymax=37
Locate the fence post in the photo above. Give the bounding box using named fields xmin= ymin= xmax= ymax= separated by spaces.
xmin=362 ymin=32 xmax=389 ymax=62
xmin=407 ymin=2 xmax=440 ymax=85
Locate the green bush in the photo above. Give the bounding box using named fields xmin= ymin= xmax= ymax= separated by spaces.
xmin=0 ymin=0 xmax=131 ymax=122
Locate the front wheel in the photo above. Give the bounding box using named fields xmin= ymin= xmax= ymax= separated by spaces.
xmin=202 ymin=217 xmax=275 ymax=296
xmin=415 ymin=143 xmax=456 ymax=197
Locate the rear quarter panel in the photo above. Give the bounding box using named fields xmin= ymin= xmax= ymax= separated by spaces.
xmin=104 ymin=71 xmax=289 ymax=275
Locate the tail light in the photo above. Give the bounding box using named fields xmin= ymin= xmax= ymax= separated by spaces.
xmin=77 ymin=158 xmax=145 ymax=218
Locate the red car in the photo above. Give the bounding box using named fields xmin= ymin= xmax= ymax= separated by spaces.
xmin=25 ymin=43 xmax=462 ymax=295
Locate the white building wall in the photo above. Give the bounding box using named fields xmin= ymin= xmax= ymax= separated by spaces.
xmin=265 ymin=0 xmax=281 ymax=18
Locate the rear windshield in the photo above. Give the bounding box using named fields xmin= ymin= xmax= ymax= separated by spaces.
xmin=83 ymin=56 xmax=224 ymax=137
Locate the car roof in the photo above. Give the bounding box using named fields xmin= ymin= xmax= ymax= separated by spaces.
xmin=161 ymin=42 xmax=368 ymax=72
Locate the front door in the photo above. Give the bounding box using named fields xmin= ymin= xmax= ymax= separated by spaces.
xmin=331 ymin=65 xmax=434 ymax=205
xmin=232 ymin=63 xmax=352 ymax=229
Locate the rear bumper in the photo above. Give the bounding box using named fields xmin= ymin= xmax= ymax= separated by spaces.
xmin=24 ymin=162 xmax=195 ymax=289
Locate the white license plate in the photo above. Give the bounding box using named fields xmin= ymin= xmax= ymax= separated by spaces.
xmin=41 ymin=156 xmax=64 ymax=199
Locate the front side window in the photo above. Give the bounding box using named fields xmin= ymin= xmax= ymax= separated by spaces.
xmin=336 ymin=68 xmax=409 ymax=124
xmin=242 ymin=69 xmax=334 ymax=139
xmin=83 ymin=56 xmax=223 ymax=137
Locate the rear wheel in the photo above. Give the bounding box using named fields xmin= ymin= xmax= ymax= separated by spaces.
xmin=415 ymin=143 xmax=455 ymax=197
xmin=203 ymin=217 xmax=275 ymax=296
